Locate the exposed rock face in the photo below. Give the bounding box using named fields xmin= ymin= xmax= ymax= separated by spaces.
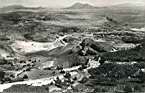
xmin=52 ymin=38 xmax=114 ymax=67
xmin=0 ymin=44 xmax=15 ymax=59
xmin=80 ymin=38 xmax=114 ymax=53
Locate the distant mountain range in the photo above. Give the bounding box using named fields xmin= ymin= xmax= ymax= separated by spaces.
xmin=66 ymin=2 xmax=145 ymax=9
xmin=0 ymin=5 xmax=43 ymax=13
xmin=1 ymin=5 xmax=43 ymax=10
xmin=0 ymin=2 xmax=145 ymax=11
xmin=108 ymin=3 xmax=145 ymax=10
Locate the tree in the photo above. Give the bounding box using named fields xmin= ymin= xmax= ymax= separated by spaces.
xmin=23 ymin=74 xmax=28 ymax=79
xmin=64 ymin=72 xmax=71 ymax=79
xmin=0 ymin=71 xmax=5 ymax=80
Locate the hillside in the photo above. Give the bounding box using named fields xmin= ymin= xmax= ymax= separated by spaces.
xmin=101 ymin=42 xmax=145 ymax=62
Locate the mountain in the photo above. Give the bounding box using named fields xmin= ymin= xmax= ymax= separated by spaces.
xmin=108 ymin=3 xmax=145 ymax=10
xmin=66 ymin=3 xmax=97 ymax=9
xmin=0 ymin=5 xmax=43 ymax=13
xmin=0 ymin=5 xmax=30 ymax=12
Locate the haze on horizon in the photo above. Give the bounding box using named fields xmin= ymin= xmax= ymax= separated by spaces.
xmin=0 ymin=0 xmax=145 ymax=8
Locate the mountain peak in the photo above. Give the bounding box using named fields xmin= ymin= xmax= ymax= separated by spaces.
xmin=67 ymin=2 xmax=97 ymax=9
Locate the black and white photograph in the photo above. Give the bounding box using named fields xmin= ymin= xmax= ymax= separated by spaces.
xmin=0 ymin=0 xmax=145 ymax=93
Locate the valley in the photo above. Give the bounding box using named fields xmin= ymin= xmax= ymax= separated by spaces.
xmin=0 ymin=2 xmax=145 ymax=93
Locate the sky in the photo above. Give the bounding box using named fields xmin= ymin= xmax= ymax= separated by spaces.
xmin=0 ymin=0 xmax=145 ymax=8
